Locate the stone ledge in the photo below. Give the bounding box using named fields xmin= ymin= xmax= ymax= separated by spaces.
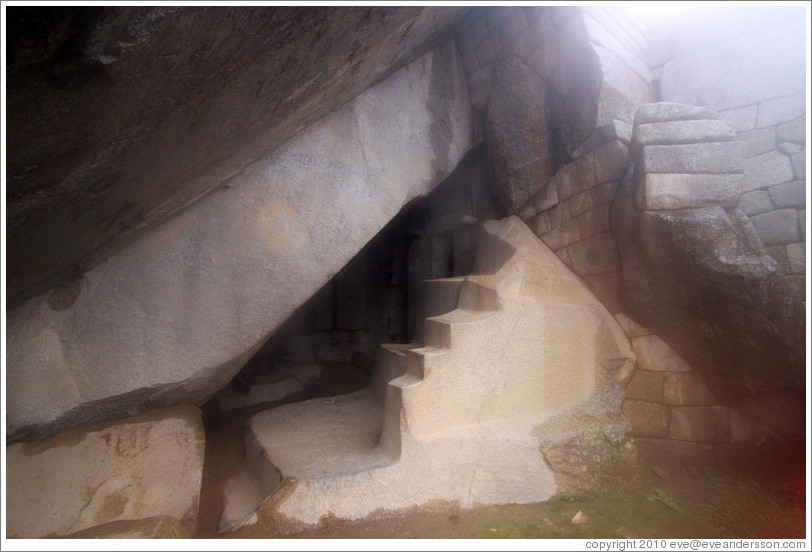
xmin=633 ymin=119 xmax=734 ymax=147
xmin=635 ymin=173 xmax=742 ymax=211
xmin=639 ymin=142 xmax=745 ymax=175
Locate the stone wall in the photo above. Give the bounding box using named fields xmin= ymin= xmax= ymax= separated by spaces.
xmin=648 ymin=6 xmax=806 ymax=293
xmin=454 ymin=6 xmax=652 ymax=313
xmin=616 ymin=312 xmax=757 ymax=459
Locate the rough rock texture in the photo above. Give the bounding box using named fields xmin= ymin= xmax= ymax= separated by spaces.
xmin=5 ymin=405 xmax=205 ymax=538
xmin=237 ymin=216 xmax=636 ymax=528
xmin=6 ymin=6 xmax=466 ymax=308
xmin=485 ymin=56 xmax=554 ymax=213
xmin=6 ymin=40 xmax=477 ymax=443
xmin=612 ymin=143 xmax=806 ymax=438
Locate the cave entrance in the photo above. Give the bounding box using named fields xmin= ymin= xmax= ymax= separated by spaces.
xmin=205 ymin=144 xmax=497 ymax=416
xmin=196 ymin=145 xmax=497 ymax=535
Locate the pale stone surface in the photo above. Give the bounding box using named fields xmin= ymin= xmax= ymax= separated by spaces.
xmin=613 ymin=312 xmax=652 ymax=338
xmin=569 ymin=190 xmax=595 ymax=218
xmin=768 ymin=180 xmax=806 ymax=209
xmin=639 ymin=142 xmax=745 ymax=175
xmin=756 ymin=93 xmax=806 ymax=128
xmin=634 ymin=102 xmax=719 ymax=125
xmin=659 ymin=16 xmax=805 ymax=111
xmin=718 ymin=105 xmax=758 ymax=133
xmin=777 ymin=142 xmax=803 ymax=156
xmin=219 ymin=471 xmax=266 ymax=533
xmin=635 ymin=173 xmax=742 ymax=211
xmin=669 ymin=406 xmax=730 ymax=444
xmin=624 ymin=370 xmax=664 ymax=403
xmin=790 ymin=147 xmax=805 ymax=180
xmin=751 ymin=209 xmax=800 ymax=246
xmin=663 ymin=373 xmax=716 ymax=406
xmin=631 ymin=335 xmax=691 ymax=373
xmin=776 ymin=117 xmax=805 ymax=144
xmin=542 ymin=219 xmax=581 ymax=251
xmin=622 ymin=400 xmax=669 ymax=438
xmin=741 ymin=151 xmax=795 ymax=192
xmin=739 ymin=190 xmax=774 ymax=216
xmin=633 ymin=119 xmax=734 ymax=147
xmin=786 ymin=243 xmax=805 ymax=274
xmin=238 ymin=216 xmax=635 ymax=527
xmin=6 ymin=41 xmax=477 ymax=442
xmin=737 ymin=127 xmax=777 ymax=158
xmin=6 ymin=406 xmax=205 ymax=538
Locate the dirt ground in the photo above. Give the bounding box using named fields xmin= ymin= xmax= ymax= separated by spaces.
xmin=194 ymin=365 xmax=808 ymax=541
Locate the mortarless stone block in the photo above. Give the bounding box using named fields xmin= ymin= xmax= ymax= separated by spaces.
xmin=639 ymin=142 xmax=745 ymax=175
xmin=786 ymin=242 xmax=805 ymax=274
xmin=737 ymin=127 xmax=777 ymax=158
xmin=741 ymin=150 xmax=795 ymax=192
xmin=624 ymin=370 xmax=664 ymax=402
xmin=633 ymin=119 xmax=734 ymax=147
xmin=768 ymin=180 xmax=806 ymax=209
xmin=622 ymin=400 xmax=670 ymax=438
xmin=566 ymin=231 xmax=621 ymax=276
xmin=663 ymin=372 xmax=717 ymax=406
xmin=751 ymin=209 xmax=800 ymax=245
xmin=631 ymin=335 xmax=691 ymax=372
xmin=669 ymin=405 xmax=730 ymax=443
xmin=635 ymin=173 xmax=742 ymax=211
xmin=739 ymin=190 xmax=774 ymax=216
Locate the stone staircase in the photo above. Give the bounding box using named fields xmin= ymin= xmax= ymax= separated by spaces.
xmin=226 ymin=215 xmax=636 ymax=529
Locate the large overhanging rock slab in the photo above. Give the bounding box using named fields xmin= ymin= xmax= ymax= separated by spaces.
xmin=6 ymin=39 xmax=477 ymax=443
xmin=5 ymin=6 xmax=466 ymax=308
xmin=5 ymin=405 xmax=205 ymax=538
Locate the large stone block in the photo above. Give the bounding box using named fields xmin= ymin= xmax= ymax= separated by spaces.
xmin=741 ymin=150 xmax=796 ymax=192
xmin=639 ymin=142 xmax=745 ymax=175
xmin=634 ymin=102 xmax=719 ymax=125
xmin=768 ymin=180 xmax=806 ymax=209
xmin=633 ymin=119 xmax=735 ymax=147
xmin=486 ymin=56 xmax=554 ymax=213
xmin=6 ymin=40 xmax=478 ymax=443
xmin=636 ymin=173 xmax=742 ymax=211
xmin=739 ymin=190 xmax=774 ymax=216
xmin=622 ymin=400 xmax=669 ymax=438
xmin=6 ymin=406 xmax=205 ymax=538
xmin=624 ymin=370 xmax=664 ymax=403
xmin=751 ymin=209 xmax=800 ymax=245
xmin=613 ymin=312 xmax=652 ymax=338
xmin=541 ymin=219 xmax=581 ymax=251
xmin=669 ymin=406 xmax=730 ymax=444
xmin=790 ymin=147 xmax=805 ymax=180
xmin=756 ymin=93 xmax=806 ymax=128
xmin=776 ymin=117 xmax=805 ymax=144
xmin=582 ymin=271 xmax=623 ymax=314
xmin=786 ymin=242 xmax=805 ymax=274
xmin=719 ymin=105 xmax=758 ymax=133
xmin=663 ymin=373 xmax=717 ymax=406
xmin=737 ymin=127 xmax=777 ymax=158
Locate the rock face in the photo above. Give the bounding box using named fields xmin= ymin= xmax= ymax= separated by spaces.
xmin=237 ymin=216 xmax=636 ymax=528
xmin=486 ymin=57 xmax=554 ymax=213
xmin=5 ymin=405 xmax=205 ymax=538
xmin=6 ymin=39 xmax=477 ymax=443
xmin=5 ymin=6 xmax=465 ymax=308
xmin=612 ymin=103 xmax=806 ymax=438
